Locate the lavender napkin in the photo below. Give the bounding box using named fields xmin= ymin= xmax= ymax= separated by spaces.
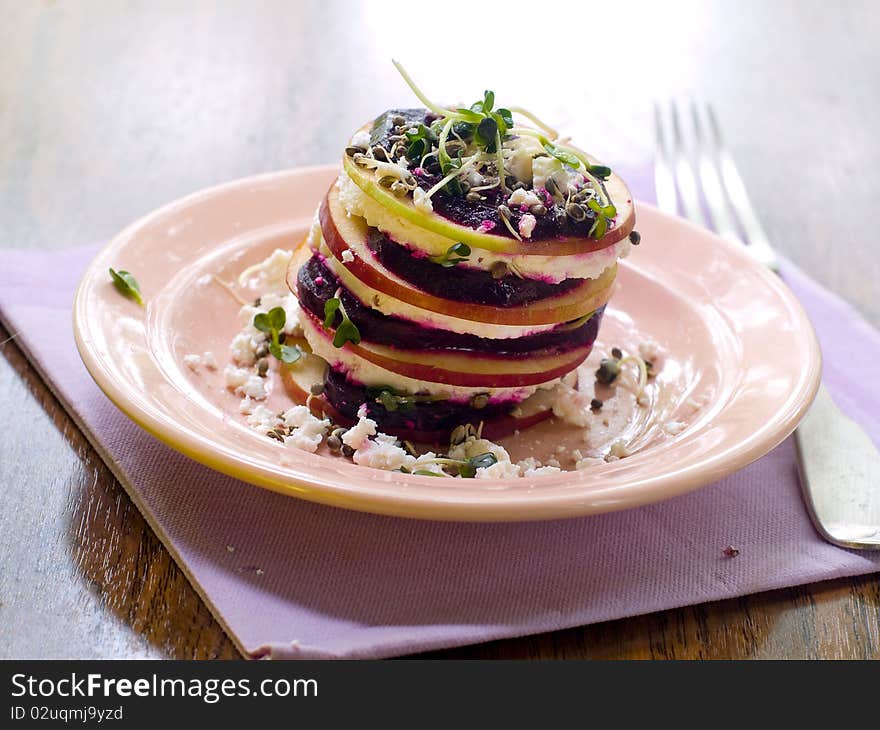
xmin=1 ymin=180 xmax=878 ymax=659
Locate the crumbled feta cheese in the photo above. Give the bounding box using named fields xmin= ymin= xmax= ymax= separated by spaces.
xmin=532 ymin=156 xmax=583 ymax=193
xmin=518 ymin=213 xmax=537 ymax=239
xmin=183 ymin=354 xmax=201 ymax=371
xmin=373 ymin=432 xmax=400 ymax=446
xmin=476 ymin=460 xmax=521 ymax=479
xmin=341 ymin=249 xmax=355 ymax=263
xmin=502 ymin=135 xmax=544 ymax=184
xmin=353 ymin=439 xmax=415 ymax=471
xmin=237 ymin=248 xmax=292 ymax=294
xmin=575 ymin=456 xmax=605 ymax=470
xmin=183 ymin=350 xmax=217 ymax=373
xmin=413 ymin=187 xmax=433 ymax=213
xmin=342 ymin=414 xmax=378 ymax=450
xmin=663 ymin=420 xmax=686 ymax=436
xmin=508 ymin=188 xmax=543 ymax=208
xmin=550 ymin=383 xmax=592 ymax=427
xmin=230 ymin=330 xmax=260 ymax=366
xmin=411 ymin=452 xmax=447 ymax=476
xmin=280 ymin=406 xmax=329 ymax=453
xmin=224 ymin=365 xmax=251 ymax=390
xmin=350 ymin=130 xmax=371 ymax=150
xmin=523 ymin=465 xmax=562 ymax=477
xmin=517 ymin=457 xmax=542 ymax=472
xmin=246 ymin=405 xmax=281 ymax=433
xmin=638 ymin=339 xmax=660 ymax=362
xmin=282 ymin=405 xmax=316 ymax=429
xmin=607 ymin=440 xmax=631 ymax=461
xmin=242 ymin=374 xmax=268 ymax=400
xmin=224 ymin=364 xmax=267 ymax=399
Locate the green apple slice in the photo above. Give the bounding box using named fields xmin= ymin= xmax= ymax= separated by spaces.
xmin=342 ymin=141 xmax=634 ymax=256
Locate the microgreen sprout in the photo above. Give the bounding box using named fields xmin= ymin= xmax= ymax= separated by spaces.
xmin=253 ymin=307 xmax=303 ymax=364
xmin=108 ymin=268 xmax=144 ymax=306
xmin=322 ymin=293 xmax=362 ymax=348
xmin=367 ymin=386 xmax=447 ymax=412
xmin=416 ymin=452 xmax=498 ymax=478
xmin=429 ymin=242 xmax=471 ymax=267
xmin=405 ymin=123 xmax=437 ymax=161
xmin=595 ymin=348 xmax=649 ymax=399
xmin=389 ymin=61 xmax=616 ymax=237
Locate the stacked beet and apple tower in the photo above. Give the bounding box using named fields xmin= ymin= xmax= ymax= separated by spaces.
xmin=288 ymin=70 xmax=635 ymax=441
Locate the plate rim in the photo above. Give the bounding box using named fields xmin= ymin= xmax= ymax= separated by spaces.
xmin=73 ymin=165 xmax=822 ymax=522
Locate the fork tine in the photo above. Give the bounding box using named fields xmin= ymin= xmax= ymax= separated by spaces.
xmin=652 ymin=102 xmax=678 ymax=215
xmin=690 ymin=100 xmax=742 ymax=244
xmin=706 ymin=104 xmax=780 ymax=271
xmin=669 ymin=100 xmax=705 ymax=227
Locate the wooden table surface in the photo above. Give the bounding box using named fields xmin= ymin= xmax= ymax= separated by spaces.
xmin=2 ymin=0 xmax=878 ymax=660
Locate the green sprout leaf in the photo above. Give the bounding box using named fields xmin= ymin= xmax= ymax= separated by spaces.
xmin=584 ymin=198 xmax=615 ymax=240
xmin=368 ymin=386 xmax=447 ymax=412
xmin=429 ymin=242 xmax=471 ymax=267
xmin=455 ymin=108 xmax=484 ymax=124
xmin=413 ymin=469 xmax=444 ymax=477
xmin=254 ymin=306 xmax=286 ymax=334
xmin=323 ymin=298 xmax=341 ymax=329
xmin=332 ymin=315 xmax=361 ymax=348
xmin=542 ymin=141 xmax=581 ymax=168
xmin=405 ymin=123 xmax=438 ymax=162
xmin=458 ymin=452 xmax=498 ymax=478
xmin=587 ymin=164 xmax=612 ymax=180
xmin=108 ymin=268 xmax=144 ymax=306
xmin=323 ymin=296 xmax=360 ymax=348
xmin=270 ymin=342 xmax=303 ymax=364
xmin=253 ymin=307 xmax=302 ymax=364
xmin=494 ymin=108 xmax=513 ymax=133
xmin=475 ymin=117 xmax=498 ymax=151
xmin=482 ymin=90 xmax=494 ymax=114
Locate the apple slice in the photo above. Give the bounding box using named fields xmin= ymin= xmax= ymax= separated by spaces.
xmin=346 ymin=338 xmax=591 ymax=388
xmin=341 ymin=133 xmax=634 ymax=255
xmin=319 ymin=186 xmax=617 ymax=326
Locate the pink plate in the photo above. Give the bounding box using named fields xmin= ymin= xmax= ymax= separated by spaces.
xmin=73 ymin=165 xmax=821 ymax=521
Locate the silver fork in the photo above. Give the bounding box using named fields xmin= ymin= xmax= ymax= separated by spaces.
xmin=654 ymin=100 xmax=880 ymax=550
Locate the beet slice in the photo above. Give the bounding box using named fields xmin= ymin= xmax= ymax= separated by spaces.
xmin=365 ymin=229 xmax=582 ymax=306
xmin=323 ymin=367 xmax=512 ymax=435
xmin=296 ymin=253 xmax=604 ymax=356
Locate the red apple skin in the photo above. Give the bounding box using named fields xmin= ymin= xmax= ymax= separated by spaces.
xmin=347 ymin=339 xmax=592 ymax=388
xmin=318 ymin=188 xmax=617 ymax=326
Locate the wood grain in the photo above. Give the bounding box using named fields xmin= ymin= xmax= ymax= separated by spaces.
xmin=1 ymin=0 xmax=878 ymax=660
